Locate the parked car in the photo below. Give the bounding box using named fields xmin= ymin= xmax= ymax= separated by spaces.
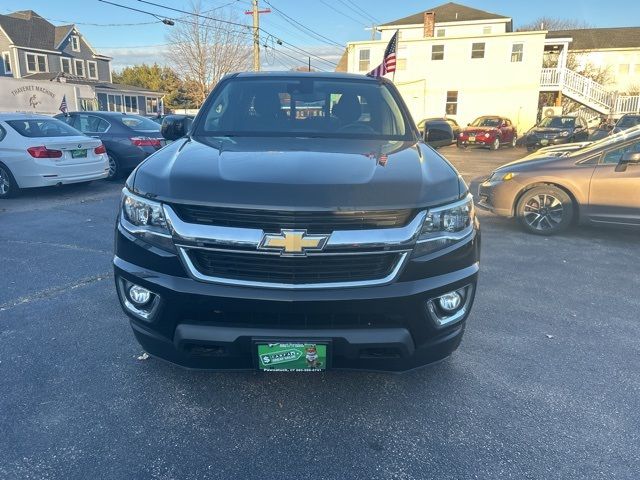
xmin=478 ymin=125 xmax=640 ymax=235
xmin=0 ymin=113 xmax=108 ymax=198
xmin=417 ymin=117 xmax=461 ymax=142
xmin=458 ymin=116 xmax=517 ymax=150
xmin=55 ymin=111 xmax=165 ymax=180
xmin=611 ymin=114 xmax=640 ymax=135
xmin=114 ymin=72 xmax=480 ymax=372
xmin=535 ymin=141 xmax=592 ymax=155
xmin=525 ymin=115 xmax=589 ymax=151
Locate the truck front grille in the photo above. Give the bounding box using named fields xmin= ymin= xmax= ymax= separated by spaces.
xmin=171 ymin=205 xmax=414 ymax=233
xmin=185 ymin=249 xmax=402 ymax=285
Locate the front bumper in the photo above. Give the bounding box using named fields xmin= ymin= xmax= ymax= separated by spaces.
xmin=477 ymin=177 xmax=523 ymax=217
xmin=525 ymin=136 xmax=568 ymax=150
xmin=114 ymin=223 xmax=480 ymax=372
xmin=458 ymin=135 xmax=494 ymax=147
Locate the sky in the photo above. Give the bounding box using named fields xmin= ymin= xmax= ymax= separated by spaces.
xmin=2 ymin=0 xmax=639 ymax=71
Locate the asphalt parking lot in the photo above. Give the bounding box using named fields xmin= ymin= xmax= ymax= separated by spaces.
xmin=1 ymin=144 xmax=638 ymax=479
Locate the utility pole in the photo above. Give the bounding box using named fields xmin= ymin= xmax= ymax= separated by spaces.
xmin=365 ymin=24 xmax=378 ymax=40
xmin=245 ymin=0 xmax=270 ymax=71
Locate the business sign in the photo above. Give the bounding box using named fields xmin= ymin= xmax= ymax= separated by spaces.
xmin=0 ymin=77 xmax=94 ymax=115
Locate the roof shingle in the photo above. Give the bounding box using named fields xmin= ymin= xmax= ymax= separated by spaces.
xmin=546 ymin=27 xmax=640 ymax=50
xmin=0 ymin=10 xmax=73 ymax=50
xmin=381 ymin=2 xmax=509 ymax=27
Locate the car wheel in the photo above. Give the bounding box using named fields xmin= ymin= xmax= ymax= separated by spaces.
xmin=457 ymin=141 xmax=467 ymax=149
xmin=510 ymin=136 xmax=517 ymax=148
xmin=516 ymin=186 xmax=574 ymax=235
xmin=107 ymin=153 xmax=120 ymax=181
xmin=0 ymin=164 xmax=19 ymax=199
xmin=491 ymin=138 xmax=500 ymax=150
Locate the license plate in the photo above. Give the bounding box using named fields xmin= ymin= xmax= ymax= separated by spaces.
xmin=469 ymin=136 xmax=476 ymax=142
xmin=71 ymin=149 xmax=87 ymax=158
xmin=257 ymin=343 xmax=327 ymax=371
xmin=540 ymin=139 xmax=549 ymax=145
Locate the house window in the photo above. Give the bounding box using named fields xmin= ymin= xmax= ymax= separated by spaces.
xmin=445 ymin=91 xmax=458 ymax=115
xmin=25 ymin=53 xmax=47 ymax=73
xmin=87 ymin=61 xmax=98 ymax=79
xmin=436 ymin=28 xmax=445 ymax=37
xmin=124 ymin=95 xmax=138 ymax=113
xmin=483 ymin=26 xmax=492 ymax=35
xmin=358 ymin=49 xmax=370 ymax=72
xmin=471 ymin=42 xmax=485 ymax=59
xmin=431 ymin=44 xmax=444 ymax=61
xmin=146 ymin=97 xmax=158 ymax=114
xmin=75 ymin=59 xmax=85 ymax=77
xmin=2 ymin=51 xmax=11 ymax=74
xmin=511 ymin=43 xmax=524 ymax=62
xmin=107 ymin=94 xmax=123 ymax=112
xmin=60 ymin=57 xmax=72 ymax=74
xmin=79 ymin=99 xmax=98 ymax=112
xmin=619 ymin=64 xmax=630 ymax=75
xmin=71 ymin=35 xmax=80 ymax=52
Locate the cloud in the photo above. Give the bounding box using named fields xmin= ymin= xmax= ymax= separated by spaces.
xmin=101 ymin=46 xmax=171 ymax=71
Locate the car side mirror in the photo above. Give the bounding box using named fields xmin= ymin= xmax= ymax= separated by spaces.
xmin=615 ymin=151 xmax=640 ymax=172
xmin=423 ymin=123 xmax=454 ymax=149
xmin=161 ymin=115 xmax=193 ymax=141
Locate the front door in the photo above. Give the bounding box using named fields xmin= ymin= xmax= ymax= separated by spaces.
xmin=587 ymin=139 xmax=640 ymax=226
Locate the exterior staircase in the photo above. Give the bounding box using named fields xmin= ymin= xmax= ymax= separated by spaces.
xmin=540 ymin=67 xmax=640 ymax=116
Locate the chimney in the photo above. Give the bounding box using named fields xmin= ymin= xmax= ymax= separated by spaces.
xmin=423 ymin=11 xmax=435 ymax=38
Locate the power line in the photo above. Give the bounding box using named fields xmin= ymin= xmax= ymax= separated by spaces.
xmin=262 ymin=0 xmax=344 ymax=48
xmin=340 ymin=0 xmax=381 ymax=24
xmin=318 ymin=0 xmax=368 ymax=27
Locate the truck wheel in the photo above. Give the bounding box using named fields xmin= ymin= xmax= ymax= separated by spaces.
xmin=516 ymin=186 xmax=574 ymax=235
xmin=0 ymin=164 xmax=19 ymax=198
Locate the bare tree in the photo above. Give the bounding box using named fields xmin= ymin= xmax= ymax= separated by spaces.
xmin=165 ymin=1 xmax=251 ymax=106
xmin=517 ymin=17 xmax=591 ymax=32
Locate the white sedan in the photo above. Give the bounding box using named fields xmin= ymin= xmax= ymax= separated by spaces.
xmin=0 ymin=113 xmax=109 ymax=198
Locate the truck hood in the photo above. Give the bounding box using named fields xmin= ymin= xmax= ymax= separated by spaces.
xmin=131 ymin=136 xmax=463 ymax=210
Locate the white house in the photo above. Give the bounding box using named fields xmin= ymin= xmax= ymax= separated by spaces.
xmin=342 ymin=2 xmax=640 ymax=132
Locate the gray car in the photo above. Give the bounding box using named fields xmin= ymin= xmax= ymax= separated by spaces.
xmin=478 ymin=126 xmax=640 ymax=234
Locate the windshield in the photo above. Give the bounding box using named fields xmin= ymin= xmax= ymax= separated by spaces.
xmin=617 ymin=116 xmax=640 ymax=129
xmin=539 ymin=116 xmax=575 ymax=129
xmin=194 ymin=76 xmax=412 ymax=140
xmin=6 ymin=118 xmax=82 ymax=138
xmin=569 ymin=124 xmax=640 ymax=157
xmin=118 ymin=115 xmax=161 ymax=131
xmin=471 ymin=117 xmax=501 ymax=127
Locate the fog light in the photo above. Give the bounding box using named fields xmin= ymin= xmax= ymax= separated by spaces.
xmin=438 ymin=291 xmax=462 ymax=312
xmin=129 ymin=285 xmax=151 ymax=305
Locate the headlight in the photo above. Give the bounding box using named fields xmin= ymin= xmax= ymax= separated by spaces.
xmin=120 ymin=189 xmax=174 ymax=251
xmin=484 ymin=133 xmax=490 ymax=138
xmin=413 ymin=195 xmax=475 ymax=257
xmin=560 ymin=130 xmax=570 ymax=137
xmin=488 ymin=171 xmax=516 ymax=182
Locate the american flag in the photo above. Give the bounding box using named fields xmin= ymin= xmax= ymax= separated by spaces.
xmin=59 ymin=95 xmax=68 ymax=114
xmin=367 ymin=30 xmax=399 ymax=78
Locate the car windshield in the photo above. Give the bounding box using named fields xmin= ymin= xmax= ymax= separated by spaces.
xmin=194 ymin=76 xmax=411 ymax=140
xmin=539 ymin=116 xmax=575 ymax=128
xmin=617 ymin=116 xmax=640 ymax=129
xmin=117 ymin=115 xmax=161 ymax=131
xmin=471 ymin=117 xmax=501 ymax=127
xmin=568 ymin=124 xmax=640 ymax=157
xmin=6 ymin=118 xmax=82 ymax=137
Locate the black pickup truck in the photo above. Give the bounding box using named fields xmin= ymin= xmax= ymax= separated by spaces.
xmin=114 ymin=72 xmax=480 ymax=372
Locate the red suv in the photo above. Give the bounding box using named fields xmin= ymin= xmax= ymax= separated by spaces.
xmin=458 ymin=116 xmax=517 ymax=150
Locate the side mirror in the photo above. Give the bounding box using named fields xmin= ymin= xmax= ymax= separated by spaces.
xmin=423 ymin=122 xmax=454 ymax=149
xmin=161 ymin=115 xmax=193 ymax=141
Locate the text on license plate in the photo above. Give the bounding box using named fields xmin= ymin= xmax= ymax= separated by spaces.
xmin=71 ymin=149 xmax=87 ymax=158
xmin=257 ymin=343 xmax=327 ymax=371
xmin=469 ymin=136 xmax=476 ymax=142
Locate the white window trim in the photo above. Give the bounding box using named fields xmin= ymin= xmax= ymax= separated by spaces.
xmin=471 ymin=42 xmax=486 ymax=59
xmin=511 ymin=43 xmax=524 ymax=63
xmin=123 ymin=95 xmax=138 ymax=113
xmin=60 ymin=57 xmax=72 ymax=74
xmin=71 ymin=35 xmax=80 ymax=52
xmin=25 ymin=52 xmax=48 ymax=73
xmin=431 ymin=44 xmax=445 ymax=61
xmin=87 ymin=60 xmax=98 ymax=79
xmin=74 ymin=59 xmax=85 ymax=77
xmin=2 ymin=51 xmax=11 ymax=73
xmin=436 ymin=28 xmax=446 ymax=37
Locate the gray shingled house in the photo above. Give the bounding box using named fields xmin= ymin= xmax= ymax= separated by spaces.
xmin=0 ymin=10 xmax=163 ymax=115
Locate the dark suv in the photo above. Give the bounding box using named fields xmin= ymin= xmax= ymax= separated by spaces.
xmin=56 ymin=111 xmax=165 ymax=179
xmin=114 ymin=72 xmax=480 ymax=372
xmin=525 ymin=115 xmax=589 ymax=151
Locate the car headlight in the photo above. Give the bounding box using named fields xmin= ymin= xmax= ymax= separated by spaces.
xmin=484 ymin=133 xmax=490 ymax=138
xmin=120 ymin=189 xmax=174 ymax=251
xmin=413 ymin=194 xmax=475 ymax=257
xmin=488 ymin=171 xmax=516 ymax=182
xmin=560 ymin=130 xmax=570 ymax=137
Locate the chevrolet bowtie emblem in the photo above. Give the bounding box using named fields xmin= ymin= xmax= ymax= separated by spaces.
xmin=259 ymin=229 xmax=329 ymax=256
